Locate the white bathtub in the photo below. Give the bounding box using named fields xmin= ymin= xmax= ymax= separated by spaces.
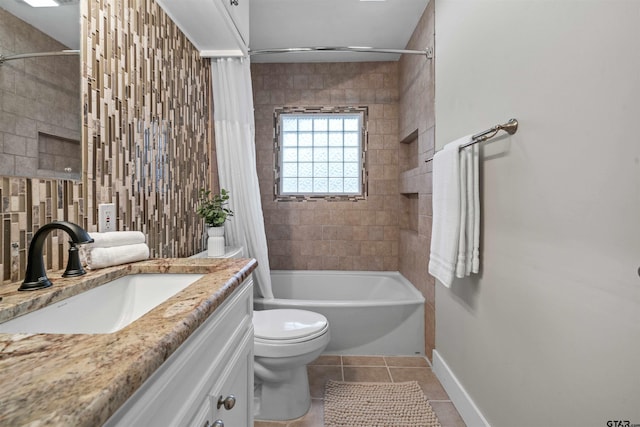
xmin=254 ymin=270 xmax=425 ymax=356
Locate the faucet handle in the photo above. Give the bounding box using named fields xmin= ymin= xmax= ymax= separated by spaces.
xmin=62 ymin=241 xmax=87 ymax=278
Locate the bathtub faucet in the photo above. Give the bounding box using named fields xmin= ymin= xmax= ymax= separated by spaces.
xmin=19 ymin=221 xmax=94 ymax=291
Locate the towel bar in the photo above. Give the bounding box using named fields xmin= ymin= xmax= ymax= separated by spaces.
xmin=425 ymin=119 xmax=518 ymax=163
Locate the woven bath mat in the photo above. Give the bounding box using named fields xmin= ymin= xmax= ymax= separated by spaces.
xmin=324 ymin=380 xmax=441 ymax=427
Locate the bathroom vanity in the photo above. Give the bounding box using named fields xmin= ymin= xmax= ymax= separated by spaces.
xmin=0 ymin=257 xmax=257 ymax=426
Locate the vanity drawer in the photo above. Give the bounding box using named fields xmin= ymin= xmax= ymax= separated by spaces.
xmin=104 ymin=277 xmax=253 ymax=427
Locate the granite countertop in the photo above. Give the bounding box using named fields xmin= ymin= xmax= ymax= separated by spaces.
xmin=0 ymin=257 xmax=258 ymax=426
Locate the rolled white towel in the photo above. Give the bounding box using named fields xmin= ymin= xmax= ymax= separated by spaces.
xmin=88 ymin=231 xmax=146 ymax=248
xmin=85 ymin=243 xmax=150 ymax=270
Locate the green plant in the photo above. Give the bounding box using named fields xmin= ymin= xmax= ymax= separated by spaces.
xmin=196 ymin=188 xmax=234 ymax=227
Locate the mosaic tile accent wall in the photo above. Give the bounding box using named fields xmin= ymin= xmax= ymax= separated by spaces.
xmin=398 ymin=1 xmax=436 ymax=359
xmin=252 ymin=62 xmax=400 ymax=271
xmin=0 ymin=0 xmax=211 ymax=284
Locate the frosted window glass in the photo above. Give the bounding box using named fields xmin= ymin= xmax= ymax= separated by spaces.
xmin=344 ymin=148 xmax=359 ymax=162
xmin=329 ymin=163 xmax=343 ymax=177
xmin=275 ymin=109 xmax=366 ymax=198
xmin=314 ymin=118 xmax=328 ymax=131
xmin=329 ymin=118 xmax=343 ymax=131
xmin=282 ymin=178 xmax=297 ymax=192
xmin=299 ymin=132 xmax=313 ymax=146
xmin=344 ymin=118 xmax=359 ymax=131
xmin=282 ymin=163 xmax=298 ymax=178
xmin=282 ymin=148 xmax=297 ymax=162
xmin=283 ymin=132 xmax=297 ymax=146
xmin=298 ymin=118 xmax=313 ymax=131
xmin=344 ymin=178 xmax=359 ymax=193
xmin=329 ymin=148 xmax=343 ymax=162
xmin=314 ymin=163 xmax=328 ymax=177
xmin=299 ymin=178 xmax=313 ymax=192
xmin=299 ymin=148 xmax=313 ymax=161
xmin=328 ymin=132 xmax=343 ymax=146
xmin=282 ymin=118 xmax=297 ymax=131
xmin=344 ymin=163 xmax=359 ymax=178
xmin=314 ymin=148 xmax=328 ymax=162
xmin=328 ymin=178 xmax=343 ymax=193
xmin=298 ymin=162 xmax=313 ymax=177
xmin=314 ymin=178 xmax=328 ymax=192
xmin=344 ymin=132 xmax=359 ymax=146
xmin=314 ymin=133 xmax=328 ymax=146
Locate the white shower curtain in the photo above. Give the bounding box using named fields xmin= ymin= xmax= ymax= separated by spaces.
xmin=210 ymin=57 xmax=273 ymax=299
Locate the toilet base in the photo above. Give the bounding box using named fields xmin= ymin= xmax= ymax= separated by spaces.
xmin=254 ymin=365 xmax=311 ymax=421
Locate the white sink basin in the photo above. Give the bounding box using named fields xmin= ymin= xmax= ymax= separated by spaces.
xmin=0 ymin=273 xmax=204 ymax=334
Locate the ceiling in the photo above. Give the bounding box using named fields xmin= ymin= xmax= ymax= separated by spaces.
xmin=249 ymin=0 xmax=429 ymax=63
xmin=0 ymin=0 xmax=429 ymax=63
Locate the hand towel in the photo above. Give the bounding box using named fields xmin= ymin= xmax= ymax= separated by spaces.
xmin=84 ymin=243 xmax=150 ymax=270
xmin=88 ymin=231 xmax=146 ymax=248
xmin=456 ymin=145 xmax=480 ymax=277
xmin=470 ymin=145 xmax=480 ymax=273
xmin=428 ymin=135 xmax=472 ymax=287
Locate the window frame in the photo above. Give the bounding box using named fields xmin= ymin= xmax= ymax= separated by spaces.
xmin=273 ymin=106 xmax=368 ymax=202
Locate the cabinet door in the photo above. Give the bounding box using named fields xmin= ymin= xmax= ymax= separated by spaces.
xmin=210 ymin=330 xmax=253 ymax=427
xmin=190 ymin=330 xmax=253 ymax=427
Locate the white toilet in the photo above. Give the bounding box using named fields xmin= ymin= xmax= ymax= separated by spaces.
xmin=205 ymin=246 xmax=330 ymax=421
xmin=253 ymin=308 xmax=329 ymax=420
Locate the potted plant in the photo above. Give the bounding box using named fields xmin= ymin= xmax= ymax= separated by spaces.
xmin=197 ymin=188 xmax=234 ymax=256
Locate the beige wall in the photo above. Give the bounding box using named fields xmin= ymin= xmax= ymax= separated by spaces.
xmin=252 ymin=61 xmax=401 ymax=271
xmin=0 ymin=0 xmax=211 ymax=284
xmin=435 ymin=1 xmax=640 ymax=426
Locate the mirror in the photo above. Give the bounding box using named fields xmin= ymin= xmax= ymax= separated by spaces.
xmin=0 ymin=0 xmax=81 ymax=180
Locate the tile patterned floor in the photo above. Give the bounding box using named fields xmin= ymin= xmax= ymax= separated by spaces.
xmin=254 ymin=355 xmax=467 ymax=427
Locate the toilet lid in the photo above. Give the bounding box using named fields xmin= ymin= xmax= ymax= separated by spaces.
xmin=253 ymin=309 xmax=328 ymax=341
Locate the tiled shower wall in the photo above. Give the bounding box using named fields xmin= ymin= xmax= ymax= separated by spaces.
xmin=398 ymin=2 xmax=436 ymax=359
xmin=0 ymin=0 xmax=211 ymax=284
xmin=252 ymin=62 xmax=400 ymax=271
xmin=0 ymin=8 xmax=81 ymax=179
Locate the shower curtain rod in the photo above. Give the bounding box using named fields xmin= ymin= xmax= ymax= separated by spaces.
xmin=249 ymin=46 xmax=433 ymax=59
xmin=0 ymin=49 xmax=79 ymax=65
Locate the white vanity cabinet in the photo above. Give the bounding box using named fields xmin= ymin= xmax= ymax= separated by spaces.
xmin=104 ymin=278 xmax=254 ymax=427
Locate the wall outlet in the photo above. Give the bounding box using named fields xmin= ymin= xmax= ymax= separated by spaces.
xmin=98 ymin=203 xmax=116 ymax=232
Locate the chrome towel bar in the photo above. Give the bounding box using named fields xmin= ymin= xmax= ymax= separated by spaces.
xmin=425 ymin=118 xmax=518 ymax=163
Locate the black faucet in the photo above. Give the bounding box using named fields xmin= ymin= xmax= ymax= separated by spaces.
xmin=19 ymin=221 xmax=94 ymax=291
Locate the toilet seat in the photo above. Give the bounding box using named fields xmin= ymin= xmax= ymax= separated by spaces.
xmin=254 ymin=309 xmax=328 ymax=343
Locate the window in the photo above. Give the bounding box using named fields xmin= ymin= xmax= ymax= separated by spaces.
xmin=274 ymin=106 xmax=368 ymax=201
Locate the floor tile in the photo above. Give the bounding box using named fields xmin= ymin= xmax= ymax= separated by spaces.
xmin=342 ymin=355 xmax=386 ymax=366
xmin=254 ymin=419 xmax=287 ymax=427
xmin=384 ymin=355 xmax=430 ymax=367
xmin=287 ymin=398 xmax=324 ymax=427
xmin=389 ymin=367 xmax=450 ymax=400
xmin=307 ymin=365 xmax=342 ymax=398
xmin=343 ymin=366 xmax=391 ymax=382
xmin=430 ymin=401 xmax=467 ymax=427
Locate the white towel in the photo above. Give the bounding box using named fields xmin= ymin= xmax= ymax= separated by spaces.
xmin=88 ymin=231 xmax=146 ymax=248
xmin=84 ymin=243 xmax=150 ymax=270
xmin=456 ymin=145 xmax=480 ymax=278
xmin=429 ymin=135 xmax=481 ymax=287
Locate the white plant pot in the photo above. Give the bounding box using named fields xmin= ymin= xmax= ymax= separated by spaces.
xmin=207 ymin=226 xmax=225 ymax=257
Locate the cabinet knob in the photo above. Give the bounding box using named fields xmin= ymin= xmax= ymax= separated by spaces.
xmin=217 ymin=394 xmax=236 ymax=410
xmin=230 ymin=0 xmax=238 ymax=5
xmin=213 ymin=420 xmax=224 ymax=427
